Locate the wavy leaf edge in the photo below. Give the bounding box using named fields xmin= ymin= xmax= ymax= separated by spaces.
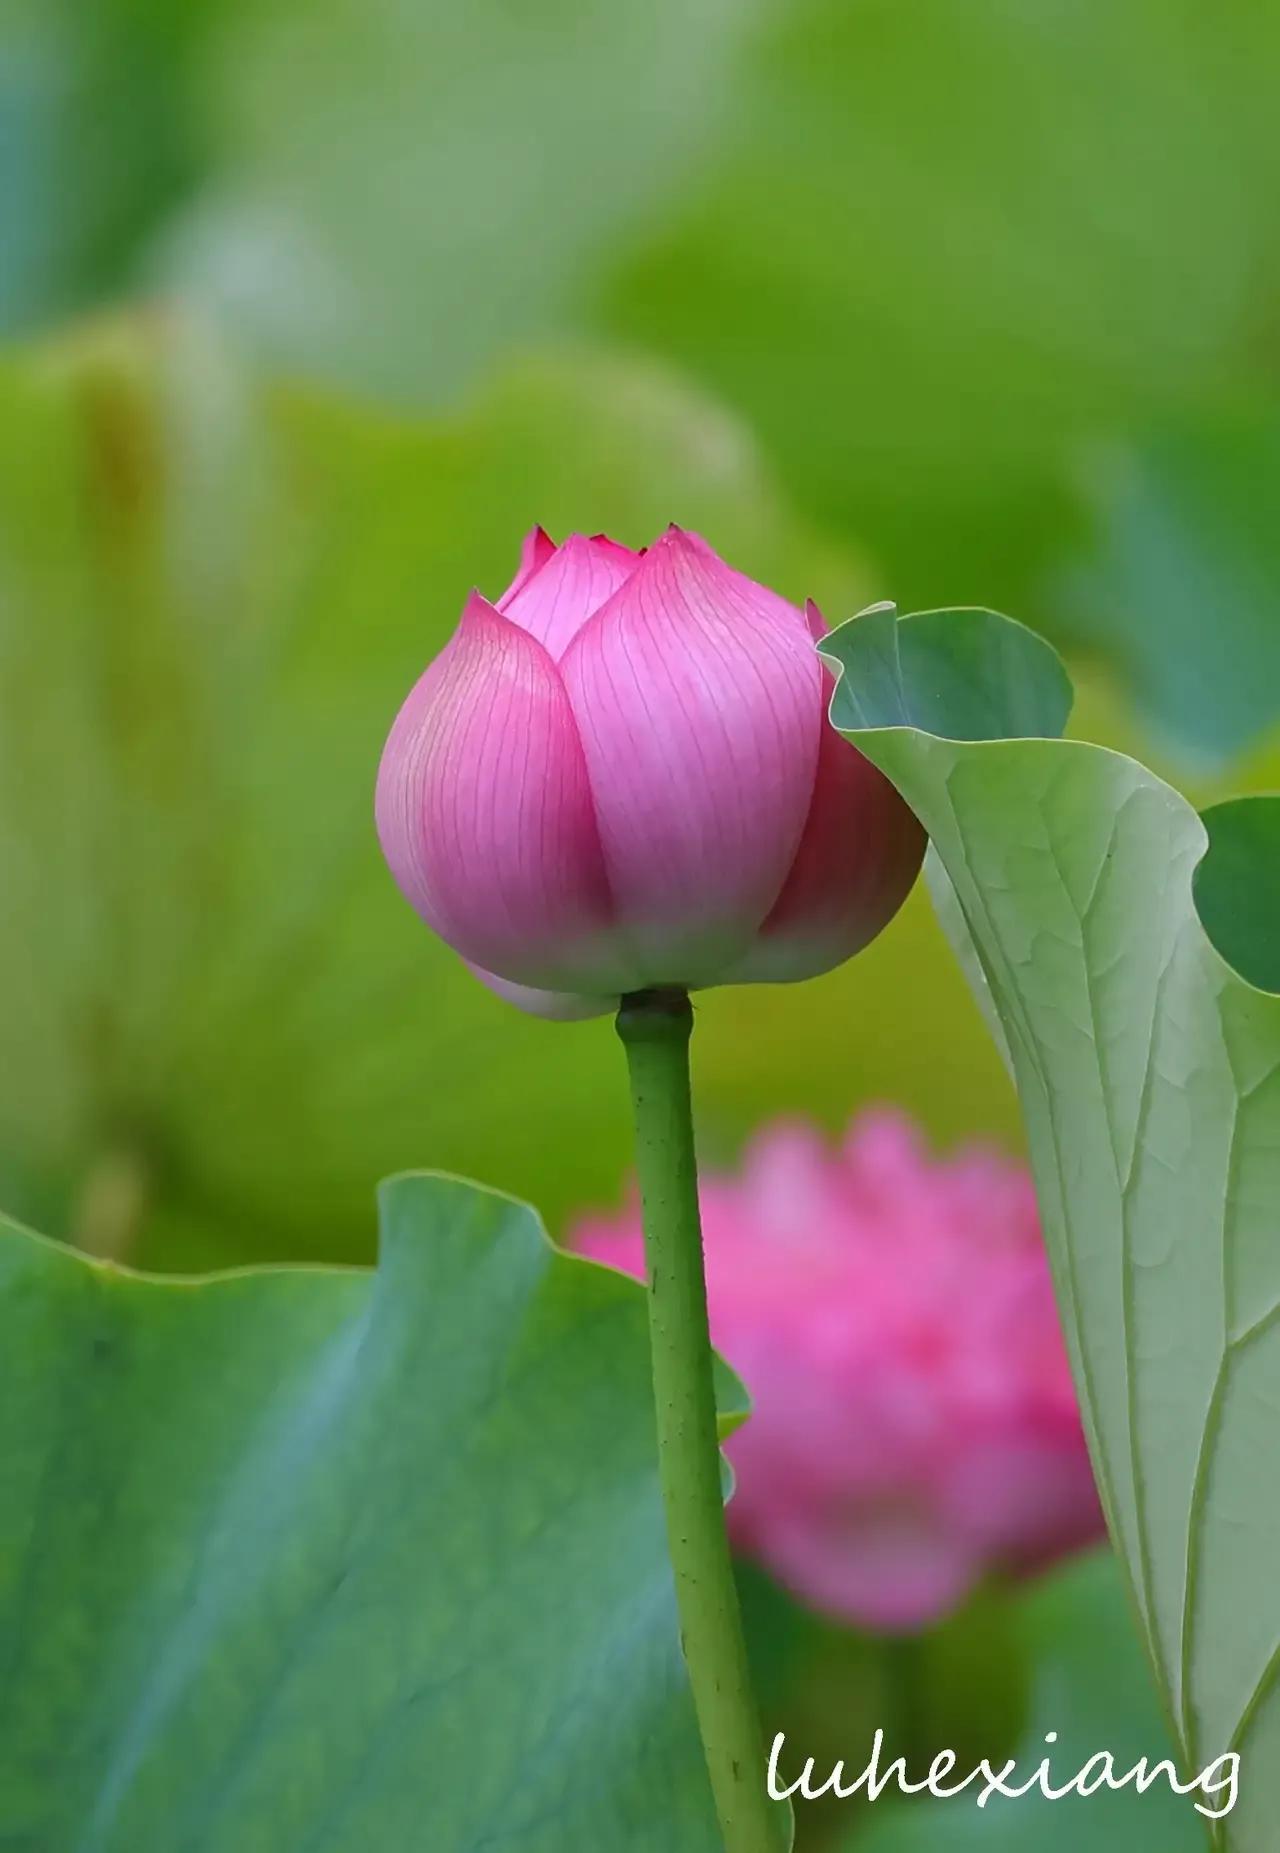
xmin=822 ymin=602 xmax=1280 ymax=1001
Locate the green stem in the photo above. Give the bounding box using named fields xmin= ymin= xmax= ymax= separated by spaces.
xmin=616 ymin=989 xmax=786 ymax=1853
xmin=881 ymin=1633 xmax=928 ymax=1766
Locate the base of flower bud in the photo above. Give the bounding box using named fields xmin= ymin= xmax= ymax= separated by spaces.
xmin=616 ymin=986 xmax=693 ymax=1044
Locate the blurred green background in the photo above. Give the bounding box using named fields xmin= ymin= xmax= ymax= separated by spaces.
xmin=4 ymin=4 xmax=1278 ymax=1847
xmin=4 ymin=0 xmax=1279 ymax=1273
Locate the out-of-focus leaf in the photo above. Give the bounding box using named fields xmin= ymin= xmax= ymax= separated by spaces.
xmin=154 ymin=0 xmax=751 ymax=395
xmin=16 ymin=0 xmax=1277 ymax=774
xmin=0 ymin=0 xmax=229 ymax=331
xmin=0 ymin=1172 xmax=748 ymax=1850
xmin=3 ymin=0 xmax=750 ymax=372
xmin=11 ymin=0 xmax=1280 ymax=760
xmin=1060 ymin=413 xmax=1280 ymax=762
xmin=5 ymin=316 xmax=1019 ymax=1273
xmin=850 ymin=1554 xmax=1202 ymax=1850
xmin=1194 ymin=798 xmax=1280 ymax=994
xmin=822 ymin=603 xmax=1280 ymax=1852
xmin=603 ymin=0 xmax=1280 ymax=624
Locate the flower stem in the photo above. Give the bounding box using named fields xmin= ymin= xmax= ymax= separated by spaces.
xmin=616 ymin=988 xmax=787 ymax=1853
xmin=881 ymin=1632 xmax=928 ymax=1765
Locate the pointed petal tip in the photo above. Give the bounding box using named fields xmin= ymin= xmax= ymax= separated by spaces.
xmin=562 ymin=529 xmax=645 ymax=565
xmin=459 ymin=587 xmax=505 ymax=628
xmin=614 ymin=526 xmax=722 ymax=590
xmin=500 ymin=526 xmax=558 ymax=606
xmin=588 ymin=529 xmax=648 ymax=561
xmin=454 ymin=587 xmax=558 ymax=663
xmin=497 ymin=530 xmax=644 ymax=659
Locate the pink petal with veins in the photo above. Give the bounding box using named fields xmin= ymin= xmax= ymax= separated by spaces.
xmin=559 ymin=528 xmax=823 ymax=984
xmin=375 ymin=592 xmax=616 ymax=991
xmin=498 ymin=530 xmax=644 ymax=661
xmin=502 ymin=525 xmax=558 ymax=602
xmin=730 ymin=604 xmax=924 ymax=982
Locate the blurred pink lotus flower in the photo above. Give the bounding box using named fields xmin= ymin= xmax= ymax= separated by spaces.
xmin=573 ymin=1110 xmax=1104 ymax=1634
xmin=376 ymin=526 xmax=923 ymax=1017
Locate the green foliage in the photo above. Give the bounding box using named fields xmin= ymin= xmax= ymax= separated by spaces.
xmin=0 ymin=318 xmax=1017 ymax=1272
xmin=0 ymin=0 xmax=742 ymax=362
xmin=1060 ymin=412 xmax=1280 ymax=764
xmin=8 ymin=0 xmax=1280 ymax=754
xmin=604 ymin=0 xmax=1280 ymax=637
xmin=828 ymin=606 xmax=1071 ymax=743
xmin=0 ymin=1172 xmax=742 ymax=1851
xmin=851 ymin=1554 xmax=1202 ymax=1850
xmin=825 ymin=603 xmax=1280 ymax=1852
xmin=156 ymin=0 xmax=749 ymax=399
xmin=1195 ymin=798 xmax=1280 ymax=994
xmin=0 ymin=0 xmax=226 ymax=328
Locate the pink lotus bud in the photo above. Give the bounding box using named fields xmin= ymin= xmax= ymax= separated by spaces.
xmin=572 ymin=1110 xmax=1104 ymax=1633
xmin=376 ymin=527 xmax=924 ymax=1016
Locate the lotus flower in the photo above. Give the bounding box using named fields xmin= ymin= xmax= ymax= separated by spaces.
xmin=375 ymin=526 xmax=924 ymax=1017
xmin=573 ymin=1110 xmax=1105 ymax=1632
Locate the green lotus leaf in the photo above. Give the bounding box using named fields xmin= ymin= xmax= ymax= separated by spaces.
xmin=1194 ymin=796 xmax=1280 ymax=994
xmin=0 ymin=1171 xmax=747 ymax=1851
xmin=823 ymin=603 xmax=1280 ymax=1852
